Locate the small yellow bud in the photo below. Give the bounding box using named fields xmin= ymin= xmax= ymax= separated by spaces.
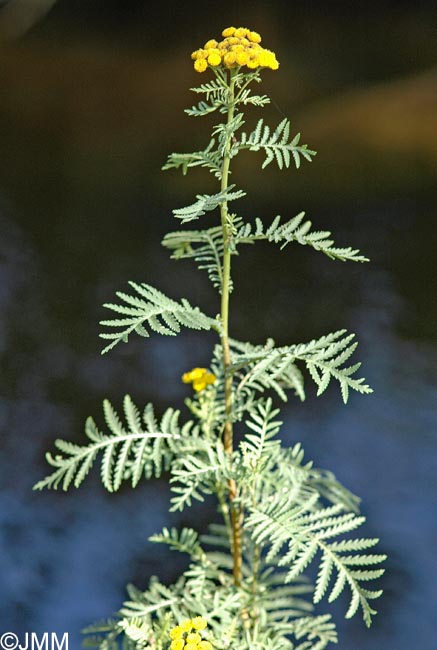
xmin=194 ymin=59 xmax=208 ymax=73
xmin=170 ymin=640 xmax=184 ymax=650
xmin=187 ymin=633 xmax=201 ymax=643
xmin=223 ymin=51 xmax=237 ymax=68
xmin=207 ymin=51 xmax=221 ymax=67
xmin=234 ymin=27 xmax=249 ymax=38
xmin=169 ymin=626 xmax=184 ymax=640
xmin=191 ymin=616 xmax=208 ymax=631
xmin=258 ymin=51 xmax=270 ymax=67
xmin=180 ymin=619 xmax=193 ymax=633
xmin=198 ymin=642 xmax=213 ymax=650
xmin=236 ymin=51 xmax=249 ymax=66
xmin=204 ymin=39 xmax=218 ymax=49
xmin=248 ymin=31 xmax=262 ymax=44
xmin=222 ymin=26 xmax=236 ymax=37
xmin=258 ymin=48 xmax=279 ymax=70
xmin=192 ymin=48 xmax=207 ymax=60
xmin=183 ymin=368 xmax=216 ymax=392
xmin=191 ymin=49 xmax=206 ymax=60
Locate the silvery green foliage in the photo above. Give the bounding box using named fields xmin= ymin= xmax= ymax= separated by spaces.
xmin=172 ymin=186 xmax=246 ymax=224
xmin=235 ymin=213 xmax=369 ymax=261
xmin=99 ymin=282 xmax=220 ymax=354
xmin=36 ymin=63 xmax=385 ymax=650
xmin=34 ymin=397 xmax=184 ymax=492
xmin=230 ymin=330 xmax=373 ymax=404
xmin=238 ymin=118 xmax=315 ymax=169
xmin=162 ymin=212 xmax=367 ymax=296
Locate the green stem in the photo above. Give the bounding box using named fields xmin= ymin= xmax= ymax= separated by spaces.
xmin=219 ymin=70 xmax=243 ymax=588
xmin=250 ymin=542 xmax=261 ymax=622
xmin=216 ymin=482 xmax=233 ymax=548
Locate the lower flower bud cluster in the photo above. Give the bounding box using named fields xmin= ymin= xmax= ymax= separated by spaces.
xmin=169 ymin=617 xmax=212 ymax=650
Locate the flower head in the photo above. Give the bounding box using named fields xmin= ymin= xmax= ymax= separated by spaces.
xmin=207 ymin=50 xmax=221 ymax=67
xmin=169 ymin=618 xmax=212 ymax=650
xmin=182 ymin=368 xmax=216 ymax=392
xmin=179 ymin=619 xmax=193 ymax=633
xmin=170 ymin=626 xmax=184 ymax=640
xmin=191 ymin=617 xmax=208 ymax=631
xmin=191 ymin=27 xmax=279 ymax=73
xmin=194 ymin=58 xmax=208 ymax=73
xmin=170 ymin=640 xmax=185 ymax=650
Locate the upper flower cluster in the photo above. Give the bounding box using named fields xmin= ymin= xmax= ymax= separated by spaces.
xmin=169 ymin=617 xmax=212 ymax=650
xmin=191 ymin=26 xmax=279 ymax=73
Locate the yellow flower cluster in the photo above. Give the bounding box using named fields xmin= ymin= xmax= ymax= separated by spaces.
xmin=182 ymin=368 xmax=216 ymax=392
xmin=169 ymin=617 xmax=212 ymax=650
xmin=191 ymin=26 xmax=279 ymax=73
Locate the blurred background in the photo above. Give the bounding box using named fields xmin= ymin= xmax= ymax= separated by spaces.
xmin=1 ymin=0 xmax=436 ymax=647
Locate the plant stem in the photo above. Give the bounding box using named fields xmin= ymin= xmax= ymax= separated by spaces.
xmin=220 ymin=70 xmax=243 ymax=587
xmin=250 ymin=543 xmax=261 ymax=622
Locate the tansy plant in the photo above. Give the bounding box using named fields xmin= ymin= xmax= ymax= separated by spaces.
xmin=35 ymin=26 xmax=386 ymax=650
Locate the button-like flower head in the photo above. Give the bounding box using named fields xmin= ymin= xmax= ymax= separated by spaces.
xmin=182 ymin=368 xmax=216 ymax=392
xmin=168 ymin=618 xmax=212 ymax=650
xmin=191 ymin=617 xmax=208 ymax=631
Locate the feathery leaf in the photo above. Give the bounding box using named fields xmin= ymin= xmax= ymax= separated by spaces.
xmin=247 ymin=494 xmax=386 ymax=626
xmin=33 ymin=396 xmax=181 ymax=492
xmin=236 ymin=213 xmax=369 ymax=262
xmin=99 ymin=282 xmax=218 ymax=353
xmin=238 ymin=118 xmax=316 ymax=170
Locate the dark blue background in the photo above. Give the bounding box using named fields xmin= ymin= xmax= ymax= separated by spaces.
xmin=1 ymin=1 xmax=436 ymax=647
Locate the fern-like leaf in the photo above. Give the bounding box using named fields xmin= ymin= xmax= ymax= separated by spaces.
xmin=240 ymin=398 xmax=282 ymax=477
xmin=288 ymin=615 xmax=338 ymax=650
xmin=228 ymin=337 xmax=305 ymax=403
xmin=169 ymin=440 xmax=231 ymax=511
xmin=82 ymin=618 xmax=131 ymax=650
xmin=236 ymin=88 xmax=270 ymax=108
xmin=172 ymin=185 xmax=246 ymax=223
xmin=238 ymin=118 xmax=316 ymax=170
xmin=232 ymin=330 xmax=372 ymax=404
xmin=162 ymin=138 xmax=223 ymax=179
xmin=149 ymin=526 xmax=204 ymax=560
xmin=185 ymin=100 xmax=223 ymax=117
xmin=213 ymin=112 xmax=245 ymax=156
xmin=120 ymin=578 xmax=181 ymax=619
xmin=162 ymin=225 xmax=228 ymax=292
xmin=190 ymin=77 xmax=228 ymax=99
xmin=247 ymin=494 xmax=386 ymax=626
xmin=278 ymin=443 xmax=361 ymax=513
xmin=236 ymin=213 xmax=369 ymax=262
xmin=118 ymin=618 xmax=154 ymax=647
xmin=99 ymin=281 xmax=218 ymax=353
xmin=33 ymin=396 xmax=181 ymax=492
